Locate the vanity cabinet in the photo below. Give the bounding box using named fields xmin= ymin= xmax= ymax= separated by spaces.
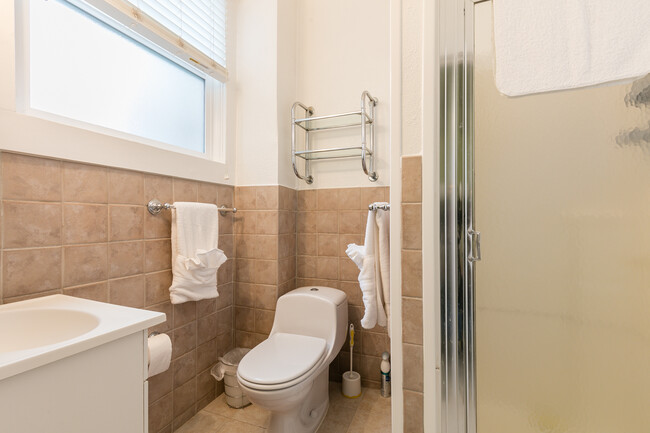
xmin=0 ymin=332 xmax=150 ymax=433
xmin=0 ymin=295 xmax=165 ymax=433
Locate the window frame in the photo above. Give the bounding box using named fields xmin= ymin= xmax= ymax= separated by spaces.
xmin=14 ymin=0 xmax=227 ymax=163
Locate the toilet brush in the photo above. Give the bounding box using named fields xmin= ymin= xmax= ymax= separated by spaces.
xmin=341 ymin=323 xmax=361 ymax=398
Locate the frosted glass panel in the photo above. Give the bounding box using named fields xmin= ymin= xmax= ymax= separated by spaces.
xmin=29 ymin=0 xmax=205 ymax=153
xmin=474 ymin=3 xmax=650 ymax=433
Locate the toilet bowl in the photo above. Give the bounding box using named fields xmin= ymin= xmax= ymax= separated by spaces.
xmin=237 ymin=286 xmax=348 ymax=433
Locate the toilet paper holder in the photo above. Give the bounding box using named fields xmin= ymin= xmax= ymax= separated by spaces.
xmin=149 ymin=331 xmax=161 ymax=339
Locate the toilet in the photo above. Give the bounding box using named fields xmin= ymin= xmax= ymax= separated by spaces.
xmin=236 ymin=286 xmax=348 ymax=433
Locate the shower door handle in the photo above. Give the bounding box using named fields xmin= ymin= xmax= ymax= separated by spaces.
xmin=468 ymin=229 xmax=481 ymax=262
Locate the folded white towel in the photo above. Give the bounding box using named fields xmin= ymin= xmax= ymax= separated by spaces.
xmin=493 ymin=0 xmax=650 ymax=96
xmin=346 ymin=209 xmax=390 ymax=330
xmin=169 ymin=202 xmax=227 ymax=304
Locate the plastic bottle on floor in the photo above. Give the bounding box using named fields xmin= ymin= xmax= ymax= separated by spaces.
xmin=380 ymin=351 xmax=391 ymax=397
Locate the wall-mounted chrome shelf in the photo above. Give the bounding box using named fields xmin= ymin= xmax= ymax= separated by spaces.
xmin=291 ymin=91 xmax=378 ymax=184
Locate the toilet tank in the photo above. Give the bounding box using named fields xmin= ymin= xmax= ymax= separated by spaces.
xmin=271 ymin=287 xmax=348 ymax=352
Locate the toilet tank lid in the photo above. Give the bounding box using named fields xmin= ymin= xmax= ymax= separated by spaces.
xmin=287 ymin=286 xmax=347 ymax=305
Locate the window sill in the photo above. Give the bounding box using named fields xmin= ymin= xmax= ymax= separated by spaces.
xmin=0 ymin=109 xmax=233 ymax=184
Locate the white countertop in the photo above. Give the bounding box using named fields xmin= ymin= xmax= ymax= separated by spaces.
xmin=0 ymin=295 xmax=165 ymax=381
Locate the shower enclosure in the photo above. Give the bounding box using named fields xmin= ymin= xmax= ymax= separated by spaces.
xmin=439 ymin=1 xmax=650 ymax=433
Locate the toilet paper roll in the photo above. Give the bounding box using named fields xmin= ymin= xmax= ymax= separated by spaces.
xmin=148 ymin=333 xmax=172 ymax=378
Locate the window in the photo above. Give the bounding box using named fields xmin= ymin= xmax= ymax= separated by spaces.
xmin=21 ymin=0 xmax=228 ymax=157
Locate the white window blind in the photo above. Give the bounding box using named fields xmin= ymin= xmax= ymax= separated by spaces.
xmin=91 ymin=0 xmax=228 ymax=80
xmin=128 ymin=0 xmax=226 ymax=66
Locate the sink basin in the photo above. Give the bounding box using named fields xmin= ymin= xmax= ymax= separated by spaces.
xmin=0 ymin=309 xmax=100 ymax=353
xmin=0 ymin=294 xmax=165 ymax=381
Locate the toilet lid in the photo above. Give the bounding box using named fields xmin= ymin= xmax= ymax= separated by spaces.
xmin=237 ymin=333 xmax=327 ymax=386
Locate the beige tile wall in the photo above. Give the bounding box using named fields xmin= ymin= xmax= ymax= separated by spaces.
xmin=233 ymin=186 xmax=296 ymax=348
xmin=401 ymin=155 xmax=423 ymax=433
xmin=0 ymin=152 xmax=235 ymax=433
xmin=295 ymin=186 xmax=391 ymax=389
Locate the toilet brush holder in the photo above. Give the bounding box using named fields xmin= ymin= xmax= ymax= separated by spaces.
xmin=342 ymin=323 xmax=362 ymax=398
xmin=342 ymin=370 xmax=361 ymax=398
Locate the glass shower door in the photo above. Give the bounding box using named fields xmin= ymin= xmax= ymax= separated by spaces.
xmin=473 ymin=2 xmax=650 ymax=433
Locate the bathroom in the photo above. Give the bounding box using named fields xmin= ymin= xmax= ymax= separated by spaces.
xmin=0 ymin=0 xmax=648 ymax=433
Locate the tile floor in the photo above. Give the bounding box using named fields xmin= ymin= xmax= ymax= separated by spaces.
xmin=176 ymin=382 xmax=391 ymax=433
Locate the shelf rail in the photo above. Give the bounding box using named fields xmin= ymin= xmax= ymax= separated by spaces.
xmin=291 ymin=102 xmax=315 ymax=184
xmin=291 ymin=91 xmax=378 ymax=184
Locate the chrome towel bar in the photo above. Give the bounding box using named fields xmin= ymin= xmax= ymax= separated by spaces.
xmin=368 ymin=203 xmax=390 ymax=211
xmin=147 ymin=199 xmax=237 ymax=217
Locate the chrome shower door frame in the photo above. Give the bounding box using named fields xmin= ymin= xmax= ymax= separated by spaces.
xmin=438 ymin=1 xmax=481 ymax=433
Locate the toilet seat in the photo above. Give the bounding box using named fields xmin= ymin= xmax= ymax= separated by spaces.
xmin=237 ymin=333 xmax=327 ymax=390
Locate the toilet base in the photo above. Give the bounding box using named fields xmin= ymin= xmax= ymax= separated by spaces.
xmin=268 ymin=369 xmax=329 ymax=433
xmin=242 ymin=369 xmax=330 ymax=433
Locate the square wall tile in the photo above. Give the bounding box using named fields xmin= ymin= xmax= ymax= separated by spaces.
xmin=145 ymin=270 xmax=172 ymax=306
xmin=317 ymin=189 xmax=338 ymax=210
xmin=316 ymin=211 xmax=338 ymax=233
xmin=338 ymin=188 xmax=362 ymax=210
xmin=108 ymin=168 xmax=144 ymax=205
xmin=256 ymin=186 xmax=279 ymax=210
xmin=2 ymin=153 xmax=61 ymax=201
xmin=64 ymin=244 xmax=108 ymax=287
xmin=144 ymin=174 xmax=173 ymax=205
xmin=144 ymin=239 xmax=172 ymax=273
xmin=109 ymin=205 xmax=144 ymax=241
xmin=63 ymin=162 xmax=108 ymax=203
xmin=173 ymin=178 xmax=198 ymax=202
xmin=3 ymin=201 xmax=62 ymax=248
xmin=317 ymin=234 xmax=338 ymax=257
xmin=198 ymin=182 xmax=218 ymax=204
xmin=3 ymin=247 xmax=62 ymax=297
xmin=234 ymin=186 xmax=256 ymax=209
xmin=63 ymin=204 xmax=108 ymax=244
xmin=297 ymin=190 xmax=317 ymax=211
xmin=216 ymin=185 xmax=234 ymax=207
xmin=109 ymin=275 xmax=145 ymax=308
xmin=108 ymin=241 xmax=144 ymax=278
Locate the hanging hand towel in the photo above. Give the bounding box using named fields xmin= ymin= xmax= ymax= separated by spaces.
xmin=169 ymin=202 xmax=227 ymax=304
xmin=493 ymin=0 xmax=650 ymax=96
xmin=374 ymin=203 xmax=391 ymax=336
xmin=346 ymin=210 xmax=388 ymax=330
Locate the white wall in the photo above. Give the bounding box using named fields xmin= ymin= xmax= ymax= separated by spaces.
xmin=234 ymin=0 xmax=298 ymax=189
xmin=277 ymin=0 xmax=299 ymax=189
xmin=294 ymin=0 xmax=391 ymax=189
xmin=402 ymin=0 xmax=424 ymax=157
xmin=234 ymin=0 xmax=280 ymax=187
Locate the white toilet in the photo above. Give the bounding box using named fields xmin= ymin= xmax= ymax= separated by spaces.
xmin=236 ymin=286 xmax=348 ymax=433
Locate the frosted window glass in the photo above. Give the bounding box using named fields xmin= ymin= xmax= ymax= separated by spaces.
xmin=29 ymin=0 xmax=205 ymax=153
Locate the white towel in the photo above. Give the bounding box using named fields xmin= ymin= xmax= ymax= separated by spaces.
xmin=346 ymin=208 xmax=390 ymax=331
xmin=169 ymin=202 xmax=227 ymax=304
xmin=493 ymin=0 xmax=650 ymax=96
xmin=374 ymin=204 xmax=390 ymax=336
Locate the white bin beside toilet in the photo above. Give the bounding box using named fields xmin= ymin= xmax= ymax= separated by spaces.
xmin=211 ymin=348 xmax=251 ymax=408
